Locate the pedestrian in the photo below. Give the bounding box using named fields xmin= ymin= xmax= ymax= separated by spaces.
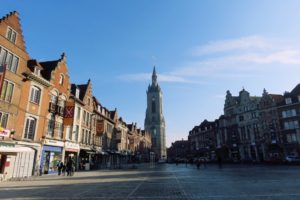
xmin=62 ymin=163 xmax=66 ymax=176
xmin=66 ymin=158 xmax=74 ymax=176
xmin=57 ymin=161 xmax=63 ymax=176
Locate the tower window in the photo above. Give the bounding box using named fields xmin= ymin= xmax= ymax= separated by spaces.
xmin=152 ymin=98 xmax=156 ymax=113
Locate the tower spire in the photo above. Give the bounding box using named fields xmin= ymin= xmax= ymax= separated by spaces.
xmin=152 ymin=66 xmax=157 ymax=86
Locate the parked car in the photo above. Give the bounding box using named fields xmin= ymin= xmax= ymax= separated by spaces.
xmin=285 ymin=156 xmax=300 ymax=164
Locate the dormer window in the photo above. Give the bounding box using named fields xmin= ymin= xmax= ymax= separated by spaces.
xmin=285 ymin=98 xmax=292 ymax=105
xmin=75 ymin=88 xmax=80 ymax=98
xmin=34 ymin=67 xmax=41 ymax=76
xmin=6 ymin=27 xmax=17 ymax=43
xmin=59 ymin=74 xmax=64 ymax=85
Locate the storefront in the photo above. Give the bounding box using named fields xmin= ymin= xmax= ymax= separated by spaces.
xmin=79 ymin=147 xmax=96 ymax=171
xmin=41 ymin=139 xmax=64 ymax=175
xmin=0 ymin=142 xmax=35 ymax=181
xmin=64 ymin=141 xmax=79 ymax=170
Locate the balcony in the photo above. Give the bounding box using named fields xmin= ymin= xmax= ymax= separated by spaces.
xmin=56 ymin=106 xmax=64 ymax=117
xmin=49 ymin=102 xmax=56 ymax=113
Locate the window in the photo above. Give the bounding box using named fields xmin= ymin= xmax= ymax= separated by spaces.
xmin=152 ymin=98 xmax=156 ymax=113
xmin=282 ymin=109 xmax=297 ymax=118
xmin=75 ymin=88 xmax=80 ymax=98
xmin=34 ymin=67 xmax=41 ymax=76
xmin=30 ymin=86 xmax=41 ymax=104
xmin=0 ymin=46 xmax=19 ymax=73
xmin=0 ymin=80 xmax=14 ymax=102
xmin=85 ymin=129 xmax=88 ymax=144
xmin=0 ymin=112 xmax=8 ymax=128
xmin=50 ymin=92 xmax=58 ymax=104
xmin=24 ymin=117 xmax=36 ymax=140
xmin=68 ymin=125 xmax=73 ymax=140
xmin=81 ymin=129 xmax=85 ymax=143
xmin=284 ymin=120 xmax=299 ymax=130
xmin=6 ymin=27 xmax=17 ymax=43
xmin=285 ymin=98 xmax=292 ymax=104
xmin=59 ymin=74 xmax=64 ymax=85
xmin=47 ymin=114 xmax=55 ymax=137
xmin=83 ymin=110 xmax=86 ymax=124
xmin=286 ymin=133 xmax=297 ymax=143
xmin=57 ymin=122 xmax=63 ymax=139
xmin=87 ymin=98 xmax=90 ymax=106
xmin=239 ymin=115 xmax=244 ymax=122
xmin=86 ymin=113 xmax=89 ymax=126
xmin=77 ymin=107 xmax=81 ymax=120
xmin=75 ymin=125 xmax=79 ymax=141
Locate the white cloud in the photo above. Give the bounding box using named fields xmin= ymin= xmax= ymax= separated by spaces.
xmin=191 ymin=35 xmax=269 ymax=56
xmin=117 ymin=73 xmax=198 ymax=83
xmin=118 ymin=35 xmax=300 ymax=83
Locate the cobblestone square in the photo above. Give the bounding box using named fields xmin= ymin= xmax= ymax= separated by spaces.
xmin=0 ymin=164 xmax=299 ymax=200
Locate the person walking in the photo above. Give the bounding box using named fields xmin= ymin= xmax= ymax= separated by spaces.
xmin=62 ymin=163 xmax=66 ymax=176
xmin=66 ymin=158 xmax=74 ymax=176
xmin=57 ymin=161 xmax=63 ymax=176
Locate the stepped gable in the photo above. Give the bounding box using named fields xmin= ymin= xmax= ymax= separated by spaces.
xmin=0 ymin=11 xmax=28 ymax=53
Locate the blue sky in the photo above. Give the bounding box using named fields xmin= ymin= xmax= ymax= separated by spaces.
xmin=2 ymin=1 xmax=300 ymax=147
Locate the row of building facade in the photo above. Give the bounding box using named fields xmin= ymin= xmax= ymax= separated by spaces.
xmin=169 ymin=86 xmax=300 ymax=163
xmin=0 ymin=11 xmax=151 ymax=180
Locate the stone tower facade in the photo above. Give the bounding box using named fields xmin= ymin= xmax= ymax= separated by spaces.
xmin=145 ymin=67 xmax=166 ymax=160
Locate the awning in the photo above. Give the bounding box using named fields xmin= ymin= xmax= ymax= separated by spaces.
xmin=0 ymin=146 xmax=34 ymax=154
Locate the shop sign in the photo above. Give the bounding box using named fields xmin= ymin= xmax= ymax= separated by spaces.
xmin=44 ymin=139 xmax=64 ymax=147
xmin=65 ymin=141 xmax=80 ymax=152
xmin=96 ymin=120 xmax=104 ymax=135
xmin=0 ymin=126 xmax=10 ymax=138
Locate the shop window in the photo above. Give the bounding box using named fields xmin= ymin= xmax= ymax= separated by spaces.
xmin=24 ymin=116 xmax=36 ymax=140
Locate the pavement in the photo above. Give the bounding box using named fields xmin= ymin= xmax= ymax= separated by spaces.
xmin=0 ymin=163 xmax=299 ymax=200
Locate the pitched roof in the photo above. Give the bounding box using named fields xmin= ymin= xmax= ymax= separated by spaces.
xmin=290 ymin=84 xmax=300 ymax=95
xmin=77 ymin=84 xmax=88 ymax=101
xmin=39 ymin=60 xmax=59 ymax=80
xmin=269 ymin=94 xmax=284 ymax=103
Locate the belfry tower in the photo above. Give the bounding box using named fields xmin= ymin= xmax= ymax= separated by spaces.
xmin=145 ymin=67 xmax=166 ymax=160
